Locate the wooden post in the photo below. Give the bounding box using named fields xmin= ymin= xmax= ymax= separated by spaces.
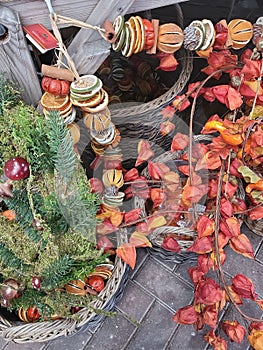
xmin=0 ymin=5 xmax=42 ymax=106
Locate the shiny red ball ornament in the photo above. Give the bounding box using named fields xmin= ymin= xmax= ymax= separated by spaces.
xmin=4 ymin=157 xmax=30 ymax=180
xmin=26 ymin=306 xmax=41 ymax=322
xmin=32 ymin=276 xmax=41 ymax=290
xmin=0 ymin=278 xmax=20 ymax=301
xmin=87 ymin=276 xmax=105 ymax=292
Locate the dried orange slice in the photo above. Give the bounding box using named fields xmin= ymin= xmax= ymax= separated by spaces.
xmin=68 ymin=122 xmax=80 ymax=144
xmin=40 ymin=92 xmax=70 ymax=111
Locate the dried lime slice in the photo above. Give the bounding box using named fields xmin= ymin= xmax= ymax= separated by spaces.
xmin=112 ymin=25 xmax=126 ymax=52
xmin=113 ymin=15 xmax=125 ymax=38
xmin=121 ymin=23 xmax=132 ymax=57
xmin=199 ymin=19 xmax=215 ymax=51
xmin=70 ymin=75 xmax=101 ymax=93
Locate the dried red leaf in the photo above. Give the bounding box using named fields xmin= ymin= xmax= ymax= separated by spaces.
xmin=213 ymin=21 xmax=228 ymax=50
xmin=241 ymin=59 xmax=262 ymax=80
xmin=249 ymin=321 xmax=263 ymax=331
xmin=96 ymin=218 xmax=118 ymax=235
xmin=230 ymin=234 xmax=254 ymax=259
xmin=203 ymin=305 xmax=219 ymax=329
xmin=188 ymin=266 xmax=205 ymax=285
xmin=186 ymin=81 xmax=205 ymax=99
xmin=248 ymin=205 xmax=263 ymax=220
xmin=221 ymin=181 xmax=238 ymax=198
xmin=172 ymin=95 xmax=191 ymax=112
xmin=148 ymin=161 xmax=170 ymax=180
xmin=171 ymin=133 xmax=189 ymax=151
xmin=150 ymin=188 xmax=165 ymax=209
xmin=196 ymin=215 xmax=215 ymax=238
xmin=163 ymin=171 xmax=180 ymax=192
xmin=124 ymin=168 xmax=139 ymax=182
xmin=135 ymin=140 xmax=154 ymax=167
xmin=173 ymin=305 xmax=198 ymax=325
xmin=89 ymin=178 xmax=103 ymax=194
xmin=219 ymin=217 xmax=240 ymax=238
xmin=109 ymin=211 xmax=124 ymax=227
xmin=220 ymin=198 xmax=234 ymax=218
xmin=195 ymin=278 xmax=224 ymax=305
xmin=124 ymin=208 xmax=142 ymax=224
xmin=208 ymin=136 xmax=236 ymax=160
xmin=222 ymin=321 xmax=246 ymax=344
xmin=161 ymin=234 xmax=181 ymax=252
xmin=116 ymin=243 xmax=136 ymax=269
xmin=161 ymin=105 xmax=175 ymax=119
xmin=187 ymin=236 xmax=213 ymax=254
xmin=197 ymin=254 xmax=213 ymax=273
xmin=156 ymin=53 xmax=179 ymax=71
xmin=96 ymin=235 xmax=115 ymax=253
xmin=208 ymin=179 xmax=219 ymax=199
xmin=182 ymin=184 xmax=207 ymax=207
xmin=160 ymin=120 xmax=175 ymax=135
xmin=204 ymin=330 xmax=228 ymax=350
xmin=232 ymin=198 xmax=247 ymax=214
xmin=231 ymin=274 xmax=258 ymax=300
xmin=195 ymin=151 xmax=222 ymax=171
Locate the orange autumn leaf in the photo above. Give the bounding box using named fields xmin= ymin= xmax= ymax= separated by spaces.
xmin=248 ymin=329 xmax=263 ymax=350
xmin=2 ymin=210 xmax=16 ymax=220
xmin=226 ymin=286 xmax=243 ymax=305
xmin=187 ymin=236 xmax=213 ymax=254
xmin=219 ymin=217 xmax=240 ymax=238
xmin=161 ymin=105 xmax=175 ymax=119
xmin=147 ymin=215 xmax=167 ymax=231
xmin=222 ymin=321 xmax=246 ymax=344
xmin=96 ymin=218 xmax=118 ymax=235
xmin=195 ymin=151 xmax=222 ymax=171
xmin=109 ymin=211 xmax=124 ymax=227
xmin=249 ymin=206 xmax=263 ymax=220
xmin=148 ymin=161 xmax=170 ymax=180
xmin=229 ymin=234 xmax=254 ymax=259
xmin=182 ymin=184 xmax=207 ymax=207
xmin=116 ymin=243 xmax=136 ymax=269
xmin=256 ymin=299 xmax=263 ymax=311
xmin=150 ymin=188 xmax=165 ymax=208
xmin=124 ymin=168 xmax=139 ymax=181
xmin=171 ymin=133 xmax=189 ymax=151
xmin=135 ymin=140 xmax=154 ymax=166
xmin=196 ymin=215 xmax=215 ymax=238
xmin=129 ymin=231 xmax=152 ymax=248
xmin=163 ymin=171 xmax=180 ymax=192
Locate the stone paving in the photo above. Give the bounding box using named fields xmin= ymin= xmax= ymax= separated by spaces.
xmin=0 ymin=224 xmax=262 ymax=350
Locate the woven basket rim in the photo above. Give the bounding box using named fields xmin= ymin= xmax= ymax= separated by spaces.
xmin=0 ymin=228 xmax=128 ymax=343
xmin=244 ymin=217 xmax=263 ymax=236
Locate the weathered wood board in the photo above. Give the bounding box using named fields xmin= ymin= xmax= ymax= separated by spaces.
xmin=2 ymin=0 xmax=188 ymax=29
xmin=0 ymin=5 xmax=42 ymax=105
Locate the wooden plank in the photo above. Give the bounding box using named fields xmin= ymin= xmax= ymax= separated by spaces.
xmin=0 ymin=5 xmax=42 ymax=105
xmin=129 ymin=0 xmax=188 ymax=13
xmin=2 ymin=0 xmax=188 ymax=29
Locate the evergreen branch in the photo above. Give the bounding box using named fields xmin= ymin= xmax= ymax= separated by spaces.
xmin=41 ymin=255 xmax=74 ymax=290
xmin=45 ymin=111 xmax=77 ymax=180
xmin=0 ymin=74 xmax=21 ymax=115
xmin=0 ymin=242 xmax=27 ymax=272
xmin=4 ymin=189 xmax=43 ymax=243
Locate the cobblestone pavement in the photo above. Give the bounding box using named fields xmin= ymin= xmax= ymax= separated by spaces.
xmin=0 ymin=224 xmax=262 ymax=350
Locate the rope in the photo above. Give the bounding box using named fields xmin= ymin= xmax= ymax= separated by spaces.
xmin=49 ymin=14 xmax=80 ymax=80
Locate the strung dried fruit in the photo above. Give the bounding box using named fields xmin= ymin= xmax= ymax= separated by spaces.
xmin=41 ymin=76 xmax=70 ymax=96
xmin=87 ymin=276 xmax=105 ymax=292
xmin=228 ymin=19 xmax=253 ymax=49
xmin=4 ymin=157 xmax=30 ymax=180
xmin=157 ymin=23 xmax=184 ymax=53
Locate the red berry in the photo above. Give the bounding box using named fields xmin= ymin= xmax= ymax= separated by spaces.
xmin=87 ymin=276 xmax=105 ymax=292
xmin=26 ymin=306 xmax=41 ymax=322
xmin=4 ymin=157 xmax=30 ymax=180
xmin=32 ymin=276 xmax=41 ymax=290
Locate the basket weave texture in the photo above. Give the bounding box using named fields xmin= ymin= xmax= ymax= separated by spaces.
xmin=0 ymin=228 xmax=128 ymax=343
xmin=134 ymin=135 xmax=246 ymax=262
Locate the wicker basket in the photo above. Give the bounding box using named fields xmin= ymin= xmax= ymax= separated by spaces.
xmin=245 ymin=217 xmax=263 ymax=236
xmin=133 ymin=135 xmax=246 ymax=263
xmin=0 ymin=228 xmax=129 ymax=343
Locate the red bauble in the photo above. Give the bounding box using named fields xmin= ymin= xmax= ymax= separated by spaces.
xmin=4 ymin=157 xmax=30 ymax=180
xmin=87 ymin=276 xmax=105 ymax=292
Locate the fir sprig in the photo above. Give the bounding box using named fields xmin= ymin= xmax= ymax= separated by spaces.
xmin=0 ymin=74 xmax=21 ymax=116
